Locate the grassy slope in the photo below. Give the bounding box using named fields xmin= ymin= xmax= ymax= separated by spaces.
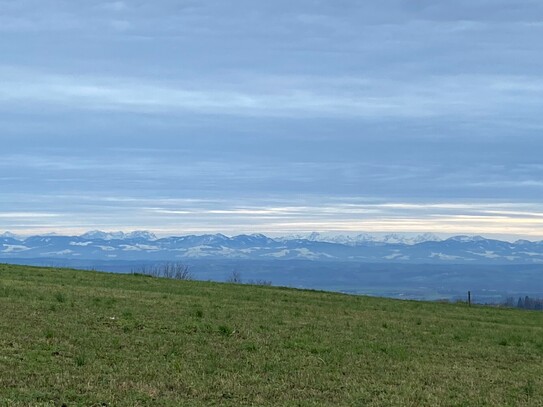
xmin=0 ymin=264 xmax=542 ymax=407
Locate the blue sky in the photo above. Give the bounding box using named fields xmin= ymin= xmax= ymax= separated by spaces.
xmin=2 ymin=0 xmax=543 ymax=239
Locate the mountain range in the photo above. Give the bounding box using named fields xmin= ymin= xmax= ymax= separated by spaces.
xmin=2 ymin=231 xmax=543 ymax=265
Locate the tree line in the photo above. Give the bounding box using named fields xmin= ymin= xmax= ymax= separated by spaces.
xmin=131 ymin=263 xmax=272 ymax=286
xmin=503 ymin=296 xmax=543 ymax=311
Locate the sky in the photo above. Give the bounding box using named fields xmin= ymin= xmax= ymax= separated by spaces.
xmin=2 ymin=0 xmax=543 ymax=239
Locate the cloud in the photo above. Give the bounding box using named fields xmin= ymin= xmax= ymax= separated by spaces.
xmin=109 ymin=19 xmax=131 ymax=31
xmin=99 ymin=1 xmax=128 ymax=12
xmin=1 ymin=1 xmax=543 ymax=239
xmin=403 ymin=0 xmax=543 ymax=23
xmin=0 ymin=212 xmax=60 ymax=219
xmin=1 ymin=67 xmax=542 ymax=121
xmin=0 ymin=13 xmax=81 ymax=32
xmin=3 ymin=192 xmax=543 ymax=240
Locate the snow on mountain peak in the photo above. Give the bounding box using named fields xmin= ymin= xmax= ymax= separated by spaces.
xmin=2 ymin=231 xmax=543 ymax=265
xmin=125 ymin=231 xmax=158 ymax=240
xmin=80 ymin=230 xmax=157 ymax=241
xmin=80 ymin=231 xmax=118 ymax=240
xmin=447 ymin=235 xmax=486 ymax=243
xmin=277 ymin=232 xmax=441 ymax=246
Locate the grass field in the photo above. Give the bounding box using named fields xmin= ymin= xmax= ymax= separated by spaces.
xmin=1 ymin=264 xmax=542 ymax=406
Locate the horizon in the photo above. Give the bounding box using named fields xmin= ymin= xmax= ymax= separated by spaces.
xmin=2 ymin=1 xmax=543 ymax=239
xmin=2 ymin=229 xmax=541 ymax=244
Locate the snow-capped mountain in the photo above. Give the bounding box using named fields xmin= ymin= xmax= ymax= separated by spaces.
xmin=0 ymin=231 xmax=20 ymax=239
xmin=276 ymin=232 xmax=442 ymax=246
xmin=1 ymin=230 xmax=543 ymax=264
xmin=80 ymin=230 xmax=158 ymax=241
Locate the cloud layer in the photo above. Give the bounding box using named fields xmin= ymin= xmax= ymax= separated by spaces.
xmin=1 ymin=1 xmax=543 ymax=238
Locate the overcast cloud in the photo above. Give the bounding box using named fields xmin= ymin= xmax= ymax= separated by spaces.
xmin=1 ymin=0 xmax=543 ymax=239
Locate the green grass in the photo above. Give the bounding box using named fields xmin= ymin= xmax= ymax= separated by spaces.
xmin=1 ymin=264 xmax=542 ymax=406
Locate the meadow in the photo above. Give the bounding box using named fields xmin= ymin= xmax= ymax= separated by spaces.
xmin=1 ymin=264 xmax=542 ymax=406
